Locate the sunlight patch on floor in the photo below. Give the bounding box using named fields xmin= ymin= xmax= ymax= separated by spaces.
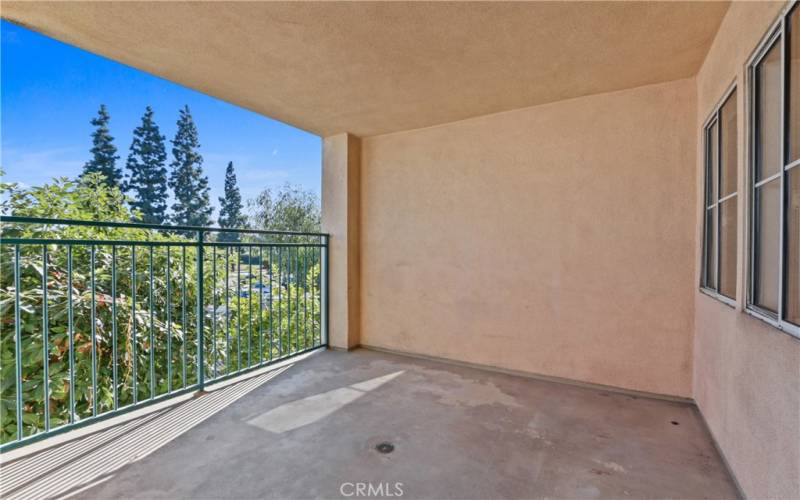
xmin=247 ymin=371 xmax=404 ymax=434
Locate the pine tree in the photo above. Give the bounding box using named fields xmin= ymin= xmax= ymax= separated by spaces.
xmin=218 ymin=161 xmax=246 ymax=241
xmin=169 ymin=105 xmax=213 ymax=226
xmin=125 ymin=107 xmax=169 ymax=224
xmin=82 ymin=105 xmax=122 ymax=188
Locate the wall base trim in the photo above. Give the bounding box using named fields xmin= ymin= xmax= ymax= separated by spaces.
xmin=358 ymin=344 xmax=693 ymax=404
xmin=695 ymin=404 xmax=747 ymax=499
xmin=327 ymin=344 xmax=361 ymax=352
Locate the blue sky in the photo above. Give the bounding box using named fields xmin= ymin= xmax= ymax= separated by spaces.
xmin=0 ymin=20 xmax=321 ymax=217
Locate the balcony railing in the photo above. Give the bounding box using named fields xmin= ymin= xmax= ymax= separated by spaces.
xmin=0 ymin=216 xmax=329 ymax=451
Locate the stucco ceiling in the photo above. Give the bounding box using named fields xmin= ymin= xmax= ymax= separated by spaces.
xmin=3 ymin=1 xmax=729 ymax=138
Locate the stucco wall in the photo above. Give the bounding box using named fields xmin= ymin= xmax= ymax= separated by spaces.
xmin=360 ymin=78 xmax=697 ymax=397
xmin=693 ymin=2 xmax=800 ymax=498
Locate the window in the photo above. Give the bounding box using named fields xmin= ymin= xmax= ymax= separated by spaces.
xmin=702 ymin=86 xmax=738 ymax=303
xmin=748 ymin=5 xmax=800 ymax=338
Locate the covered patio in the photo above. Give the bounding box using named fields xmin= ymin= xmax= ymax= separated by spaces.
xmin=1 ymin=1 xmax=799 ymax=499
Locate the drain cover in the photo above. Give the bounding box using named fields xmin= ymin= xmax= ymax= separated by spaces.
xmin=375 ymin=442 xmax=394 ymax=454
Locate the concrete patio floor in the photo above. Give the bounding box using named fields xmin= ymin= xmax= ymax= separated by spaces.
xmin=1 ymin=349 xmax=738 ymax=499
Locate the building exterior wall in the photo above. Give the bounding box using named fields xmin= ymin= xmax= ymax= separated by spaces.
xmin=693 ymin=2 xmax=800 ymax=498
xmin=360 ymin=78 xmax=697 ymax=397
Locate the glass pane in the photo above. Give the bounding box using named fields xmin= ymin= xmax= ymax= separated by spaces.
xmin=720 ymin=91 xmax=738 ymax=197
xmin=786 ymin=168 xmax=800 ymax=325
xmin=754 ymin=179 xmax=781 ymax=312
xmin=719 ymin=197 xmax=738 ymax=299
xmin=705 ymin=207 xmax=717 ymax=290
xmin=706 ymin=122 xmax=718 ymax=204
xmin=756 ymin=40 xmax=782 ymax=182
xmin=789 ymin=7 xmax=800 ymax=163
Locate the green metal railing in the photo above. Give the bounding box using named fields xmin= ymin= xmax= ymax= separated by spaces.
xmin=0 ymin=216 xmax=329 ymax=451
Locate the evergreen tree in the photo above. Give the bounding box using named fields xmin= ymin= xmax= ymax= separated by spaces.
xmin=82 ymin=105 xmax=122 ymax=188
xmin=125 ymin=107 xmax=169 ymax=224
xmin=218 ymin=161 xmax=246 ymax=241
xmin=169 ymin=105 xmax=212 ymax=226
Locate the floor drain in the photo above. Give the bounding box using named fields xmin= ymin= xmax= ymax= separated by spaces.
xmin=375 ymin=442 xmax=394 ymax=454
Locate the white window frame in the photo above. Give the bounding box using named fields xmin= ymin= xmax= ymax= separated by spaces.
xmin=701 ymin=83 xmax=738 ymax=308
xmin=746 ymin=1 xmax=800 ymax=339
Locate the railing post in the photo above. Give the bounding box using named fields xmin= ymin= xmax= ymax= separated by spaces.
xmin=322 ymin=235 xmax=329 ymax=347
xmin=197 ymin=229 xmax=205 ymax=391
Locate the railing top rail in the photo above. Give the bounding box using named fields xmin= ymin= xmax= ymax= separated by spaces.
xmin=0 ymin=237 xmax=327 ymax=247
xmin=0 ymin=215 xmax=329 ymax=238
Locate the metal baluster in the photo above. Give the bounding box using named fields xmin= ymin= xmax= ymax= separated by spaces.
xmin=226 ymin=247 xmax=231 ymax=374
xmin=90 ymin=245 xmax=97 ymax=416
xmin=181 ymin=246 xmax=187 ymax=388
xmin=259 ymin=246 xmax=264 ymax=365
xmin=166 ymin=247 xmax=172 ymax=393
xmin=248 ymin=246 xmax=253 ymax=368
xmin=295 ymin=247 xmax=299 ymax=353
xmin=311 ymin=246 xmax=316 ymax=347
xmin=112 ymin=245 xmax=118 ymax=410
xmin=288 ymin=246 xmax=292 ymax=354
xmin=14 ymin=245 xmax=23 ymax=439
xmin=42 ymin=245 xmax=50 ymax=431
xmin=212 ymin=247 xmax=217 ymax=380
xmin=278 ymin=246 xmax=282 ymax=357
xmin=286 ymin=246 xmax=290 ymax=355
xmin=68 ymin=246 xmax=75 ymax=422
xmin=268 ymin=247 xmax=273 ymax=361
xmin=237 ymin=245 xmax=241 ymax=371
xmin=303 ymin=246 xmax=308 ymax=350
xmin=197 ymin=230 xmax=205 ymax=390
xmin=148 ymin=246 xmax=155 ymax=399
xmin=132 ymin=246 xmax=138 ymax=403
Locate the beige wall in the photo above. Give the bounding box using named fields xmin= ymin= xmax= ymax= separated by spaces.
xmin=693 ymin=2 xmax=800 ymax=498
xmin=360 ymin=78 xmax=697 ymax=397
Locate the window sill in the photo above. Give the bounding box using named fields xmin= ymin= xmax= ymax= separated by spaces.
xmin=699 ymin=287 xmax=737 ymax=309
xmin=744 ymin=306 xmax=800 ymax=341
